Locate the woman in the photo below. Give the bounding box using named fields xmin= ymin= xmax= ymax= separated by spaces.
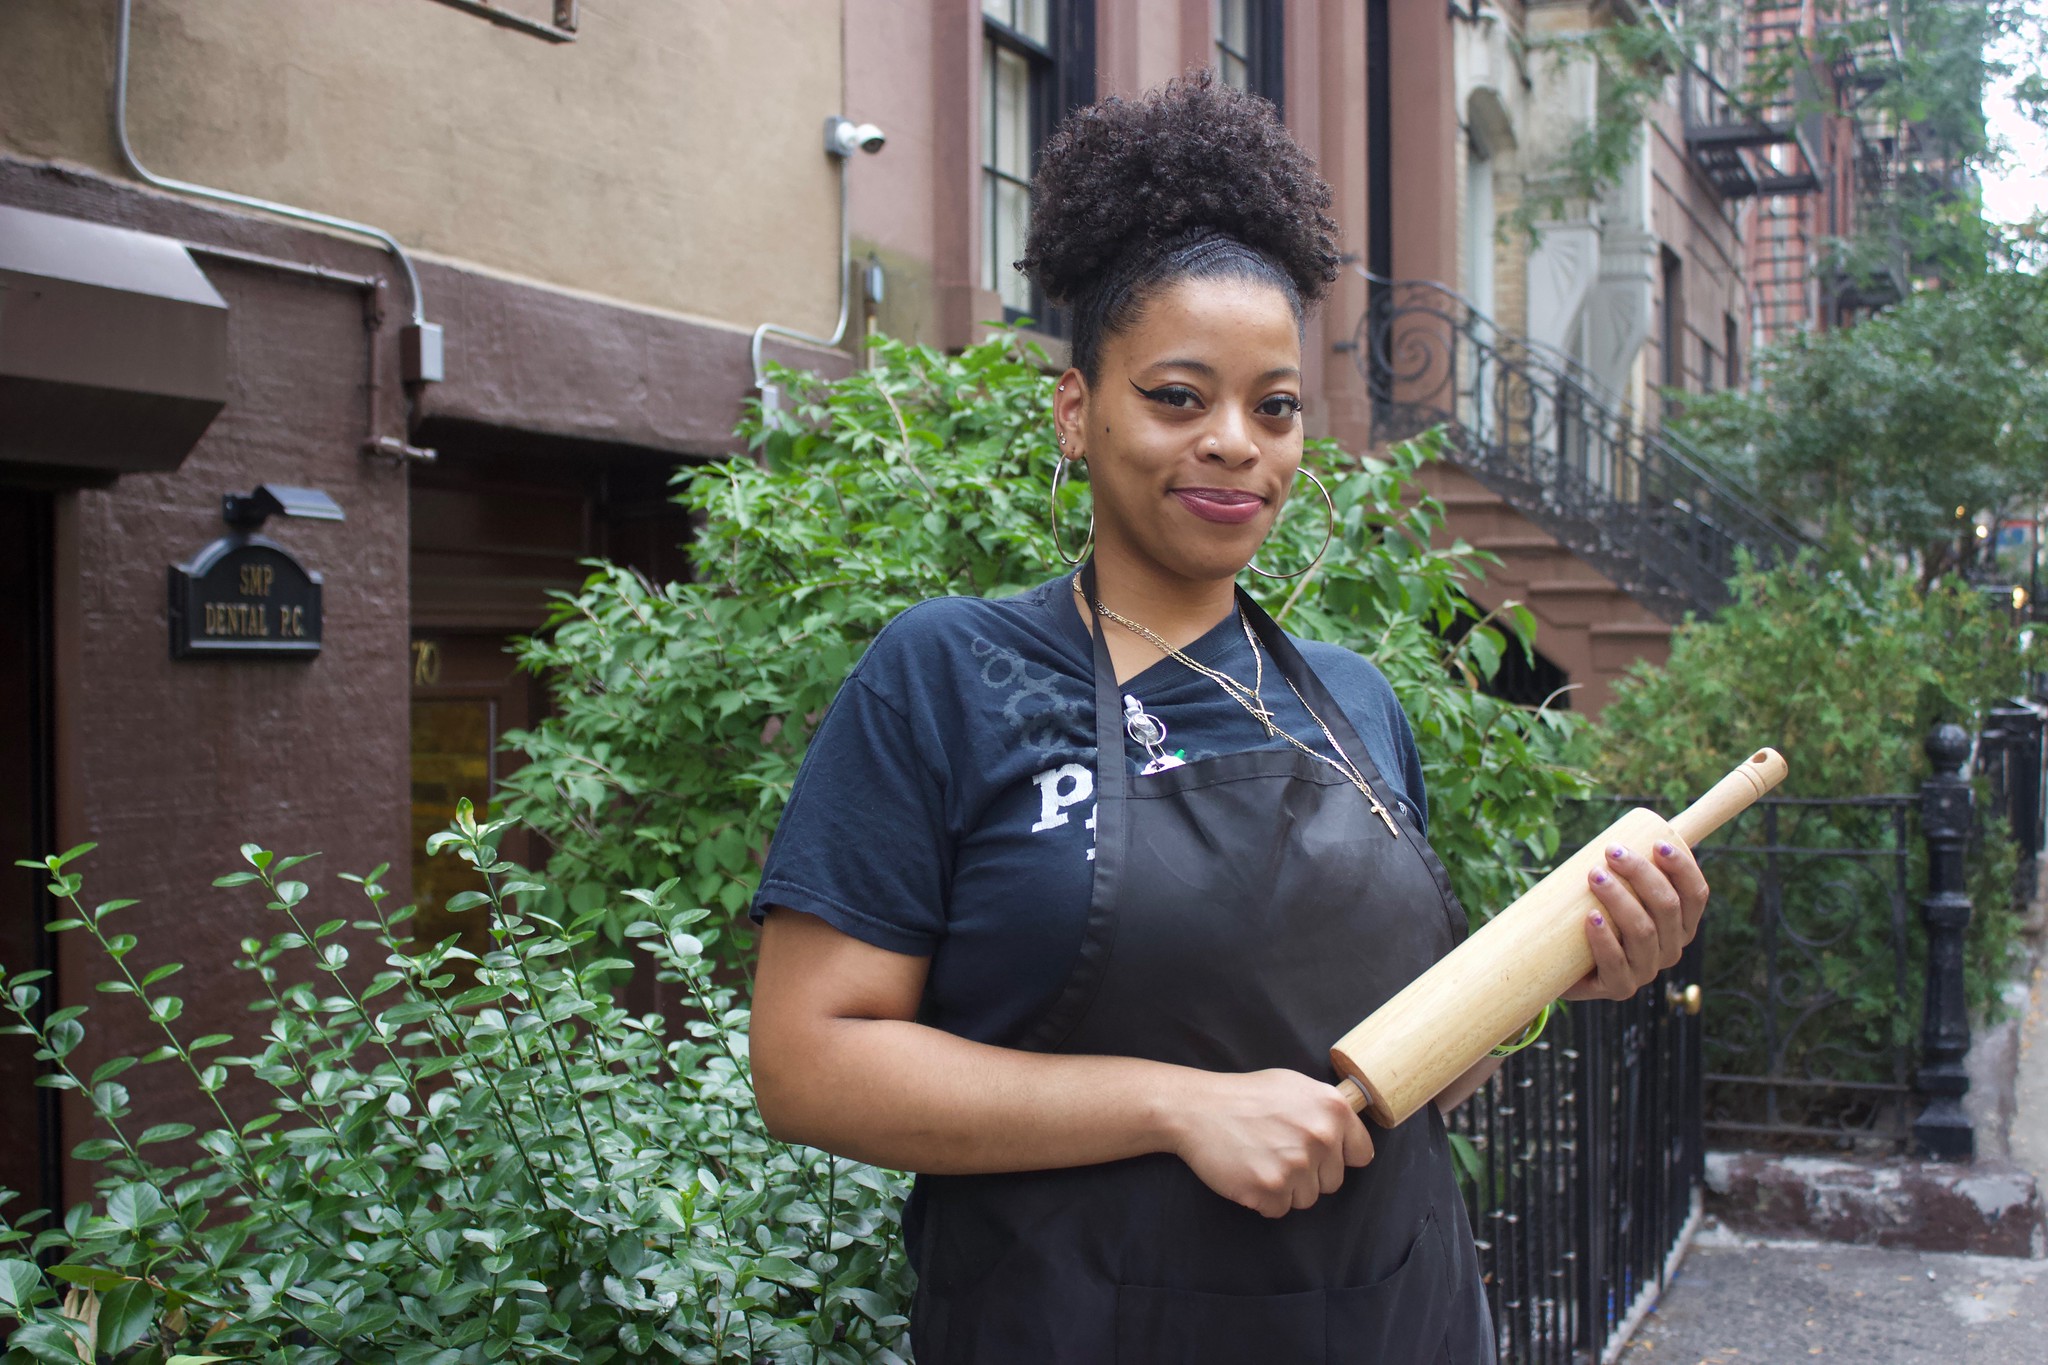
xmin=750 ymin=73 xmax=1708 ymax=1364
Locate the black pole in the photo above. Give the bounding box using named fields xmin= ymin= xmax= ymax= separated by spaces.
xmin=1912 ymin=722 xmax=1976 ymax=1162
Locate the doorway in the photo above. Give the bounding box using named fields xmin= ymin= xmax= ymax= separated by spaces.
xmin=0 ymin=489 xmax=57 ymax=1221
xmin=405 ymin=432 xmax=696 ymax=966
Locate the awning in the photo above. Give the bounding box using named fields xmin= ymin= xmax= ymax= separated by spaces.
xmin=0 ymin=203 xmax=228 ymax=483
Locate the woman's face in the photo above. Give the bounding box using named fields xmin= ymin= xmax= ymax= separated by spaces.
xmin=1055 ymin=275 xmax=1305 ymax=588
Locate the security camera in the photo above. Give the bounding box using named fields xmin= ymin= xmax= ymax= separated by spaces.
xmin=825 ymin=116 xmax=887 ymax=158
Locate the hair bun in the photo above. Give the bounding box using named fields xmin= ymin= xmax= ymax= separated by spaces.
xmin=1019 ymin=70 xmax=1339 ymax=309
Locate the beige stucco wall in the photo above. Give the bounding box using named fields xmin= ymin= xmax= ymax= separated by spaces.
xmin=0 ymin=0 xmax=845 ymax=333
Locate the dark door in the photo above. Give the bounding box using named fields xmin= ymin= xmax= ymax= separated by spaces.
xmin=0 ymin=489 xmax=57 ymax=1222
xmin=406 ymin=436 xmax=696 ymax=990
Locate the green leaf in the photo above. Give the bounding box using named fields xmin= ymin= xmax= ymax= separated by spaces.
xmin=137 ymin=1123 xmax=195 ymax=1146
xmin=49 ymin=1266 xmax=127 ymax=1291
xmin=443 ymin=891 xmax=492 ymax=914
xmin=97 ymin=1277 xmax=156 ymax=1356
xmin=48 ymin=842 xmax=98 ymax=868
xmin=10 ymin=1319 xmax=90 ymax=1365
xmin=0 ymin=1257 xmax=47 ymax=1310
xmin=105 ymin=1183 xmax=165 ymax=1231
xmin=89 ymin=1056 xmax=136 ymax=1085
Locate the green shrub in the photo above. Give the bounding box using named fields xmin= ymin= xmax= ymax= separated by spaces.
xmin=0 ymin=812 xmax=912 ymax=1365
xmin=1579 ymin=558 xmax=2032 ymax=1127
xmin=498 ymin=330 xmax=1589 ymax=950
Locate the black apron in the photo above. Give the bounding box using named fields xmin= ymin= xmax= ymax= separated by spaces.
xmin=907 ymin=569 xmax=1495 ymax=1364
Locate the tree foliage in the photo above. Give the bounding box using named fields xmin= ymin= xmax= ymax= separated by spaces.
xmin=1673 ymin=269 xmax=2048 ymax=579
xmin=496 ymin=331 xmax=1589 ymax=958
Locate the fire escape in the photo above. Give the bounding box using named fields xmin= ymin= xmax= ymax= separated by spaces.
xmin=1681 ymin=4 xmax=1826 ymax=346
xmin=1681 ymin=1 xmax=1911 ymax=342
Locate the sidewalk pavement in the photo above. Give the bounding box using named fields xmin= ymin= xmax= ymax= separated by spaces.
xmin=1627 ymin=937 xmax=2048 ymax=1364
xmin=1624 ymin=1225 xmax=2045 ymax=1364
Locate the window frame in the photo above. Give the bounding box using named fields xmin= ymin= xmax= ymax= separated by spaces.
xmin=1215 ymin=0 xmax=1284 ymax=117
xmin=981 ymin=2 xmax=1095 ymax=332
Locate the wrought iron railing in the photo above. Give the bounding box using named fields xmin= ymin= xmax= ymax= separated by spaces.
xmin=1691 ymin=796 xmax=1919 ymax=1148
xmin=1450 ymin=968 xmax=1704 ymax=1365
xmin=1977 ymin=700 xmax=2047 ymax=866
xmin=1354 ymin=275 xmax=1808 ymax=619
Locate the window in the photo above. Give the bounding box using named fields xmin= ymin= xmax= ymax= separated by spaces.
xmin=981 ymin=1 xmax=1094 ymax=324
xmin=1724 ymin=313 xmax=1741 ymax=388
xmin=1660 ymin=246 xmax=1685 ymax=391
xmin=1216 ymin=0 xmax=1284 ymax=113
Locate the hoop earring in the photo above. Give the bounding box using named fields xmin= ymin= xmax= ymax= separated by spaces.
xmin=1248 ymin=467 xmax=1337 ymax=580
xmin=1049 ymin=454 xmax=1093 ymax=566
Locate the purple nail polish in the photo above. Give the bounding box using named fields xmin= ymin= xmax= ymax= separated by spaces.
xmin=1590 ymin=913 xmax=1605 ymax=926
xmin=1608 ymin=844 xmax=1627 ymax=861
xmin=1656 ymin=841 xmax=1677 ymax=858
xmin=1591 ymin=870 xmax=1609 ymax=885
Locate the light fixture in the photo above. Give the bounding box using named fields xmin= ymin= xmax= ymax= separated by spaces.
xmin=222 ymin=484 xmax=346 ymax=531
xmin=1976 ymin=523 xmax=1991 ymax=540
xmin=2014 ymin=586 xmax=2029 ymax=611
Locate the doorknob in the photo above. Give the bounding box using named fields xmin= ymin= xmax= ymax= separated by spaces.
xmin=1665 ymin=982 xmax=1703 ymax=1015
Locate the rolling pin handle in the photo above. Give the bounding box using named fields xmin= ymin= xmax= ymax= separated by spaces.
xmin=1668 ymin=747 xmax=1789 ymax=848
xmin=1336 ymin=1077 xmax=1369 ymax=1113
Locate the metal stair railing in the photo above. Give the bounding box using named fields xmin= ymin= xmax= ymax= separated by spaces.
xmin=1352 ymin=274 xmax=1809 ymax=620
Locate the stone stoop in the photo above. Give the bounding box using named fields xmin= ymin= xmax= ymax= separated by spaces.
xmin=1411 ymin=462 xmax=1673 ymax=714
xmin=1704 ymin=926 xmax=2048 ymax=1262
xmin=1704 ymin=1151 xmax=2046 ymax=1260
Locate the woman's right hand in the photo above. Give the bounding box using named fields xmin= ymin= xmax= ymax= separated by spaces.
xmin=1165 ymin=1068 xmax=1375 ymax=1218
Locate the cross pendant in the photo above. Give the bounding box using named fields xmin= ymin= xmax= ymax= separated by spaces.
xmin=1366 ymin=792 xmax=1400 ymax=837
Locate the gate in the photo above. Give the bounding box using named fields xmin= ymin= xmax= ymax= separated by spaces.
xmin=1446 ymin=954 xmax=1705 ymax=1365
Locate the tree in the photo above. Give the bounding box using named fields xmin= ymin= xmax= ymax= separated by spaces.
xmin=1674 ymin=268 xmax=2048 ymax=580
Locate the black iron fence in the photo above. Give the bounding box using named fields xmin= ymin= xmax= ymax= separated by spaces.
xmin=1449 ymin=964 xmax=1704 ymax=1365
xmin=1449 ymin=716 xmax=2041 ymax=1360
xmin=1692 ymin=796 xmax=1918 ymax=1148
xmin=1979 ymin=699 xmax=2048 ymax=866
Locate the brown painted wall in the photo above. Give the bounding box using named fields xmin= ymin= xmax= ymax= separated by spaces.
xmin=1386 ymin=2 xmax=1457 ymax=291
xmin=0 ymin=162 xmax=412 ymax=1184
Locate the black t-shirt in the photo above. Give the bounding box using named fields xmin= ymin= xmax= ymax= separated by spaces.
xmin=750 ymin=573 xmax=1431 ymax=1047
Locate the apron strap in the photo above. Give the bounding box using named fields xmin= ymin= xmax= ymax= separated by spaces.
xmin=1015 ymin=561 xmax=1130 ymax=1053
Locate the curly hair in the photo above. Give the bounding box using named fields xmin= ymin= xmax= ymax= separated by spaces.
xmin=1017 ymin=70 xmax=1339 ymax=379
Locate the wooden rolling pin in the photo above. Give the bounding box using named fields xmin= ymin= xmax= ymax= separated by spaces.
xmin=1331 ymin=748 xmax=1788 ymax=1128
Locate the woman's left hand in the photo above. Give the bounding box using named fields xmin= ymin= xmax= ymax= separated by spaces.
xmin=1560 ymin=839 xmax=1711 ymax=1002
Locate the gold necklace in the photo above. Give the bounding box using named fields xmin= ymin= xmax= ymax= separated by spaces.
xmin=1073 ymin=573 xmax=1400 ymax=837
